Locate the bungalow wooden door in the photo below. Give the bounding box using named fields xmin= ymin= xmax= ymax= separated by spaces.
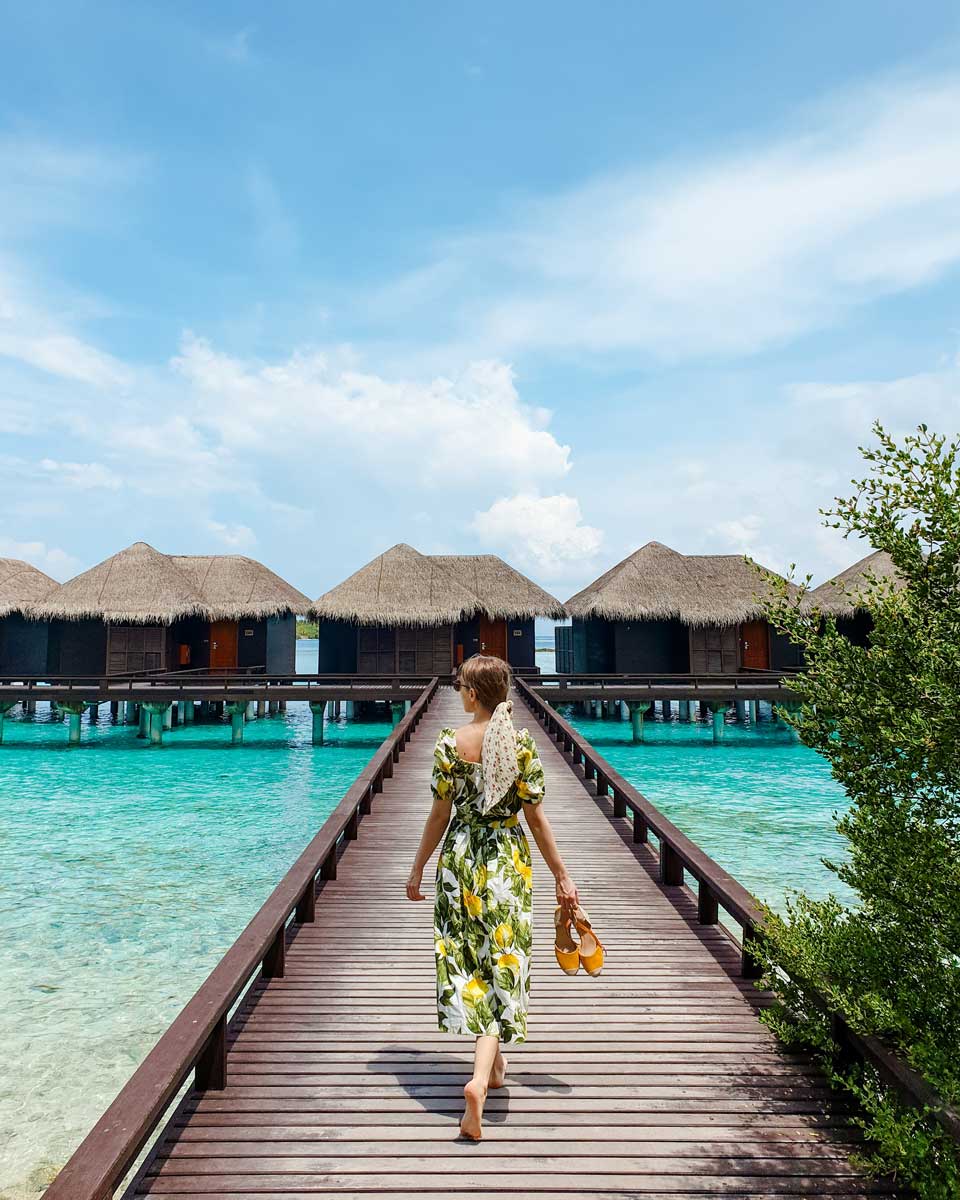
xmin=209 ymin=620 xmax=238 ymax=671
xmin=479 ymin=616 xmax=508 ymax=660
xmin=740 ymin=620 xmax=770 ymax=670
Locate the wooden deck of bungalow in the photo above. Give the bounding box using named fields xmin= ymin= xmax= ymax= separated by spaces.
xmin=47 ymin=683 xmax=900 ymax=1200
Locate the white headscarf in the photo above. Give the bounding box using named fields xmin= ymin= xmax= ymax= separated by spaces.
xmin=480 ymin=699 xmax=518 ymax=814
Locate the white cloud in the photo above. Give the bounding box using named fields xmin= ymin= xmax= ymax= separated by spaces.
xmin=0 ymin=537 xmax=81 ymax=580
xmin=580 ymin=350 xmax=960 ymax=583
xmin=470 ymin=492 xmax=603 ymax=578
xmin=39 ymin=459 xmax=123 ymax=490
xmin=205 ymin=519 xmax=257 ymax=549
xmin=388 ymin=73 xmax=960 ymax=360
xmin=173 ymin=334 xmax=572 ymax=488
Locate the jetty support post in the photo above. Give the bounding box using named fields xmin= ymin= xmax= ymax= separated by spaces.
xmin=662 ymin=699 xmax=672 ymax=720
xmin=710 ymin=702 xmax=729 ymax=743
xmin=309 ymin=701 xmax=326 ymax=746
xmin=734 ymin=699 xmax=747 ymax=722
xmin=138 ymin=705 xmax=149 ymax=738
xmin=87 ymin=701 xmax=98 ymax=724
xmin=142 ymin=702 xmax=170 ymax=746
xmin=629 ymin=701 xmax=651 ymax=744
xmin=163 ymin=704 xmax=173 ymax=730
xmin=61 ymin=702 xmax=87 ymax=745
xmin=256 ymin=699 xmax=266 ymax=719
xmin=678 ymin=699 xmax=691 ymax=721
xmin=391 ymin=701 xmax=404 ymax=726
xmin=226 ymin=701 xmax=248 ymax=745
xmin=749 ymin=699 xmax=758 ymax=723
xmin=183 ymin=699 xmax=194 ymax=722
xmin=0 ymin=701 xmax=16 ymax=744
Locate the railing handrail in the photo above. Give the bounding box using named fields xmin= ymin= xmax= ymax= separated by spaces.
xmin=531 ymin=671 xmax=800 ymax=689
xmin=44 ymin=677 xmax=439 ymax=1200
xmin=514 ymin=677 xmax=960 ymax=1146
xmin=0 ymin=672 xmax=439 ymax=692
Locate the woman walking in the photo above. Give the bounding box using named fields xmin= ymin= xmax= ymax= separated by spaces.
xmin=406 ymin=654 xmax=581 ymax=1140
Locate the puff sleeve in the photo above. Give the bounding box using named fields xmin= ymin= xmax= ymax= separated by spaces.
xmin=431 ymin=728 xmax=456 ymax=804
xmin=514 ymin=730 xmax=545 ymax=805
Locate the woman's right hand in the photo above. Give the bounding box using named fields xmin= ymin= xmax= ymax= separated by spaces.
xmin=406 ymin=866 xmax=425 ymax=902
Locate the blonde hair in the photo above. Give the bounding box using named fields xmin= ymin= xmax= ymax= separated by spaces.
xmin=457 ymin=653 xmax=511 ymax=711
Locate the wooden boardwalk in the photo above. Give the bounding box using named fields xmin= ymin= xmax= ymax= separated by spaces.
xmin=134 ymin=686 xmax=885 ymax=1197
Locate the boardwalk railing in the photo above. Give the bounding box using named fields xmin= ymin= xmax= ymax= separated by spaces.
xmin=515 ymin=676 xmax=960 ymax=1147
xmin=532 ymin=671 xmax=799 ymax=692
xmin=0 ymin=672 xmax=437 ymax=701
xmin=44 ymin=677 xmax=439 ymax=1200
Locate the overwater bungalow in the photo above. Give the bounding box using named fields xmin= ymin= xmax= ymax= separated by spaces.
xmin=312 ymin=543 xmax=565 ymax=674
xmin=810 ymin=549 xmax=900 ymax=646
xmin=0 ymin=558 xmax=56 ymax=676
xmin=558 ymin=540 xmax=803 ymax=674
xmin=34 ymin=541 xmax=310 ymax=675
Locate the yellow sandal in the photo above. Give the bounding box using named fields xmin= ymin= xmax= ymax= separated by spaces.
xmin=574 ymin=906 xmax=605 ymax=977
xmin=554 ymin=906 xmax=580 ymax=975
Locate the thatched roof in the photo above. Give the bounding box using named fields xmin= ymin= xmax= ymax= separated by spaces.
xmin=171 ymin=556 xmax=311 ymax=619
xmin=311 ymin=544 xmax=566 ymax=626
xmin=311 ymin=544 xmax=483 ymax=626
xmin=810 ymin=550 xmax=902 ymax=616
xmin=431 ymin=555 xmax=567 ymax=620
xmin=33 ymin=542 xmax=311 ymax=624
xmin=565 ymin=540 xmax=796 ymax=627
xmin=33 ymin=542 xmax=206 ymax=624
xmin=0 ymin=558 xmax=57 ymax=618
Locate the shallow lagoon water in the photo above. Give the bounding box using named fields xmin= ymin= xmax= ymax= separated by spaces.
xmin=563 ymin=704 xmax=850 ymax=910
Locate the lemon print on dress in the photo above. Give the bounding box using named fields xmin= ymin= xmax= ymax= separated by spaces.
xmin=463 ymin=976 xmax=487 ymax=1004
xmin=435 ymin=939 xmax=447 ymax=958
xmin=497 ymin=953 xmax=521 ymax=972
xmin=462 ymin=888 xmax=483 ymax=919
xmin=493 ymin=922 xmax=514 ymax=948
xmin=474 ymin=864 xmax=488 ymax=890
xmin=512 ymin=847 xmax=533 ymax=890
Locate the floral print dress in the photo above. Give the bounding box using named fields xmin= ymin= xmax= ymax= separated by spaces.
xmin=431 ymin=725 xmax=545 ymax=1044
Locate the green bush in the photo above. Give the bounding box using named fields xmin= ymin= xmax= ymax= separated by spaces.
xmin=757 ymin=424 xmax=960 ymax=1196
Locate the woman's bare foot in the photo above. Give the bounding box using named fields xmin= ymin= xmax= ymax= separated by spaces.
xmin=460 ymin=1078 xmax=487 ymax=1140
xmin=489 ymin=1051 xmax=508 ymax=1089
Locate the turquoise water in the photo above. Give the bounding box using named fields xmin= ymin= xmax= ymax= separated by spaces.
xmin=563 ymin=703 xmax=850 ymax=912
xmin=0 ymin=641 xmax=400 ymax=1196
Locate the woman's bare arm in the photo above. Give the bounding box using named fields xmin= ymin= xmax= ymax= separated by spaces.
xmin=406 ymin=795 xmax=453 ymax=900
xmin=523 ymin=802 xmax=579 ymax=916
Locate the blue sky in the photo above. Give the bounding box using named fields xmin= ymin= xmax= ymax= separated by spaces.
xmin=2 ymin=2 xmax=960 ymax=600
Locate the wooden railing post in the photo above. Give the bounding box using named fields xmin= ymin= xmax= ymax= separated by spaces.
xmin=633 ymin=811 xmax=648 ymax=843
xmin=661 ymin=843 xmax=684 ymax=886
xmin=194 ymin=1014 xmax=226 ymax=1091
xmin=262 ymin=927 xmax=285 ymax=978
xmin=346 ymin=809 xmax=359 ymax=840
xmin=296 ymin=879 xmax=316 ymax=923
xmin=698 ymin=880 xmax=719 ymax=924
xmin=595 ymin=771 xmax=608 ymax=797
xmin=612 ymin=787 xmax=627 ymax=818
xmin=321 ymin=845 xmax=338 ymax=880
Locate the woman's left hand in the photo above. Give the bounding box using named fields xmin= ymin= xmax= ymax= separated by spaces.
xmin=555 ymin=872 xmax=579 ymax=917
